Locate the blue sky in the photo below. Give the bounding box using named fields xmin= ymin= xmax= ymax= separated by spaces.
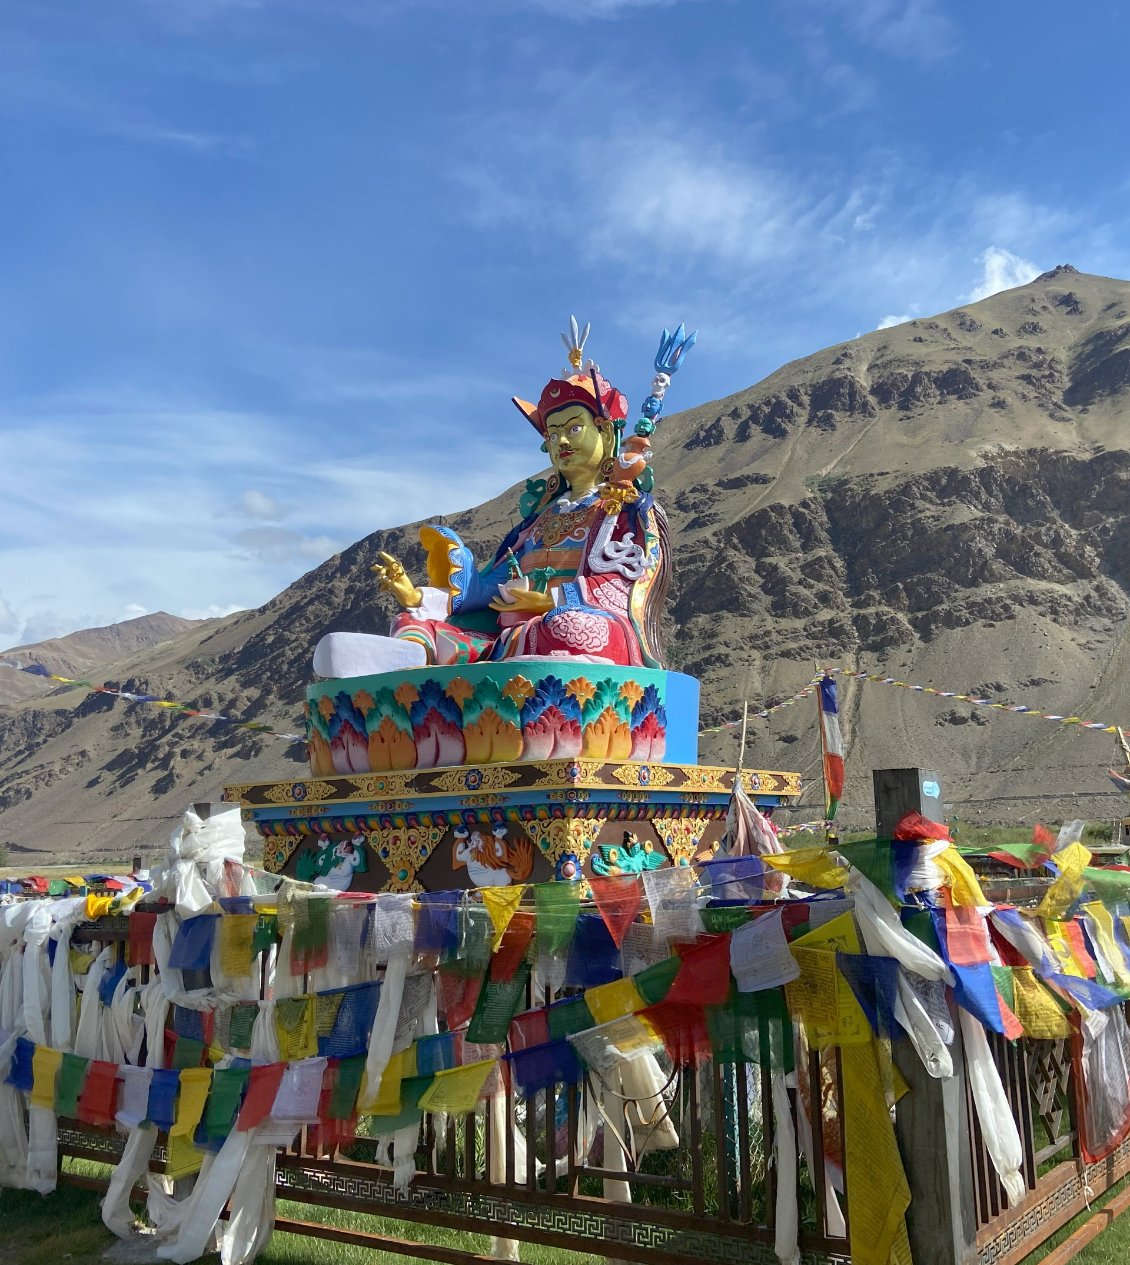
xmin=1 ymin=0 xmax=1128 ymax=646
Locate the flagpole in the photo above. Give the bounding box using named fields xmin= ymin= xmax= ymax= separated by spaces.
xmin=814 ymin=661 xmax=830 ymax=839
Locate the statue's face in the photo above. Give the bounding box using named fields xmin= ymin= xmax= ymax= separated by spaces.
xmin=544 ymin=404 xmax=604 ymax=486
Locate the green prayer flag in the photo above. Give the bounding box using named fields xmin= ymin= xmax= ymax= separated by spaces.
xmin=840 ymin=837 xmax=896 ymax=899
xmin=204 ymin=1066 xmax=249 ymax=1140
xmin=1084 ymin=866 xmax=1130 ymax=906
xmin=294 ymin=896 xmax=330 ymax=955
xmin=533 ymin=881 xmax=581 ymax=956
xmin=329 ymin=1055 xmax=366 ymax=1120
xmin=990 ymin=965 xmax=1016 ymax=1014
xmin=456 ymin=906 xmax=494 ymax=976
xmin=700 ymin=906 xmax=753 ymax=933
xmin=546 ymin=994 xmax=595 ymax=1041
xmin=468 ymin=961 xmax=531 ymax=1044
xmin=634 ymin=956 xmax=680 ymax=1007
xmin=56 ymin=1053 xmax=90 ymax=1118
xmin=251 ymin=914 xmax=278 ymax=958
xmin=228 ymin=1002 xmax=258 ymax=1051
xmin=173 ymin=1036 xmax=205 ymax=1070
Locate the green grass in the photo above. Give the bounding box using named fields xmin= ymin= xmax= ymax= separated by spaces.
xmin=5 ymin=1157 xmax=1130 ymax=1265
xmin=0 ymin=1160 xmax=601 ymax=1265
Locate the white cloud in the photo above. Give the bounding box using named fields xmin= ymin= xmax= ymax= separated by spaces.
xmin=179 ymin=602 xmax=247 ymax=621
xmin=122 ymin=603 xmax=150 ymax=619
xmin=233 ymin=526 xmax=339 ymax=565
xmin=876 ymin=312 xmax=914 ymax=329
xmin=19 ymin=611 xmax=84 ymax=645
xmin=0 ymin=593 xmax=20 ymax=638
xmin=965 ymin=247 xmax=1040 ymax=302
xmin=584 ymin=139 xmax=801 ymax=271
xmin=812 ymin=0 xmax=955 ymax=61
xmin=240 ymin=489 xmax=286 ymax=521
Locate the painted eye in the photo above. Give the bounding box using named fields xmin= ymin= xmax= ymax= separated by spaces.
xmin=570 ymin=424 xmax=583 ymax=435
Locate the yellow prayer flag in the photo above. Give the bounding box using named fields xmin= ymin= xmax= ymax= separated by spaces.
xmin=481 ymin=886 xmax=524 ymax=952
xmin=164 ymin=1130 xmax=205 ymax=1179
xmin=219 ymin=914 xmax=257 ymax=978
xmin=762 ymin=846 xmax=847 ymax=889
xmin=1082 ymin=903 xmax=1130 ymax=991
xmin=792 ymin=911 xmax=860 ymax=953
xmin=585 ymin=977 xmax=645 ymax=1026
xmin=842 ymin=1040 xmax=912 ymax=1265
xmin=85 ymin=894 xmax=114 ymax=920
xmin=787 ymin=914 xmax=868 ymax=1047
xmin=1011 ymin=967 xmax=1071 ymax=1038
xmin=171 ymin=1068 xmax=212 ymax=1136
xmin=362 ymin=1046 xmax=417 ymax=1116
xmin=786 ymin=947 xmax=870 ymax=1047
xmin=275 ymin=997 xmax=318 ymax=1061
xmin=1044 ymin=923 xmax=1087 ymax=978
xmin=30 ymin=1047 xmax=63 ymax=1111
xmin=417 ymin=1059 xmax=495 ymax=1115
xmin=933 ymin=847 xmax=988 ymax=907
xmin=1035 ymin=842 xmax=1092 ymax=921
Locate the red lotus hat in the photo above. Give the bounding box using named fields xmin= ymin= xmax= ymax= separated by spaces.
xmin=512 ymin=368 xmax=628 ymax=437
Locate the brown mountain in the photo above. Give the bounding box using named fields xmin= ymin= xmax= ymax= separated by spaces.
xmin=0 ymin=613 xmax=212 ymax=706
xmin=3 ymin=265 xmax=1130 ymax=863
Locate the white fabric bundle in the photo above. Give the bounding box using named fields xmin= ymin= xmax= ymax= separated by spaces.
xmin=772 ymin=1070 xmax=801 ymax=1265
xmin=361 ymin=944 xmax=411 ymax=1107
xmin=158 ymin=804 xmax=247 ymax=918
xmin=102 ymin=1125 xmax=160 ymax=1238
xmin=0 ymin=1031 xmax=30 ymax=1188
xmin=959 ymin=1009 xmax=1025 ymax=1206
xmin=852 ymin=871 xmax=954 ymax=983
xmin=21 ymin=903 xmax=52 ymax=1046
xmin=73 ymin=944 xmax=113 ymax=1059
xmin=48 ymin=896 xmax=89 ymax=1052
xmin=26 ymin=1103 xmax=58 ymax=1194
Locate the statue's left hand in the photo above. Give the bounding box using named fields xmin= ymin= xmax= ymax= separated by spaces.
xmin=489 ymin=588 xmax=554 ymax=614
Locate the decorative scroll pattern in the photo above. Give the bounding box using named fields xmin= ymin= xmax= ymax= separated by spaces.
xmin=261 ymin=780 xmax=339 ymax=806
xmin=523 ymin=817 xmax=604 ymax=866
xmin=274 ymin=1162 xmax=839 ymax=1265
xmin=976 ymin=1138 xmax=1130 ymax=1265
xmin=652 ymin=814 xmax=711 ymax=865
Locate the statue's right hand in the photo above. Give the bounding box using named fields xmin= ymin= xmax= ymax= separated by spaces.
xmin=371 ymin=551 xmax=423 ymax=609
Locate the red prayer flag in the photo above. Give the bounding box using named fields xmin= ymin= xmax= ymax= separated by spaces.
xmin=642 ymin=1002 xmax=711 ymax=1067
xmin=436 ymin=970 xmax=483 ymax=1031
xmin=128 ymin=912 xmax=158 ymax=967
xmin=589 ymin=874 xmax=641 ymax=948
xmin=665 ymin=934 xmax=733 ymax=1008
xmin=943 ymin=904 xmax=992 ymax=967
xmin=237 ymin=1063 xmax=286 ymax=1131
xmin=893 ymin=811 xmax=951 ymax=843
xmin=492 ymin=911 xmax=536 ymax=982
xmin=77 ymin=1060 xmax=120 ymax=1126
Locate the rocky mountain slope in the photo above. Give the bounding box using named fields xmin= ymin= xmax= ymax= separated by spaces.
xmin=3 ymin=266 xmax=1130 ymax=862
xmin=0 ymin=613 xmax=211 ymax=706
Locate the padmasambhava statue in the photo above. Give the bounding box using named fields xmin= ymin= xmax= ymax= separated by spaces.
xmin=371 ymin=318 xmax=695 ymax=669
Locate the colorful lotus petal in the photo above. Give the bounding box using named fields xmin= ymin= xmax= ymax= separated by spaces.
xmin=565 ymin=676 xmax=598 ymax=707
xmin=501 ymin=674 xmax=535 ymax=708
xmin=445 ymin=676 xmax=476 ymax=707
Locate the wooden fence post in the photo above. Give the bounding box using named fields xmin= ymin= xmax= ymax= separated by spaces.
xmin=873 ymin=768 xmax=978 ymax=1265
